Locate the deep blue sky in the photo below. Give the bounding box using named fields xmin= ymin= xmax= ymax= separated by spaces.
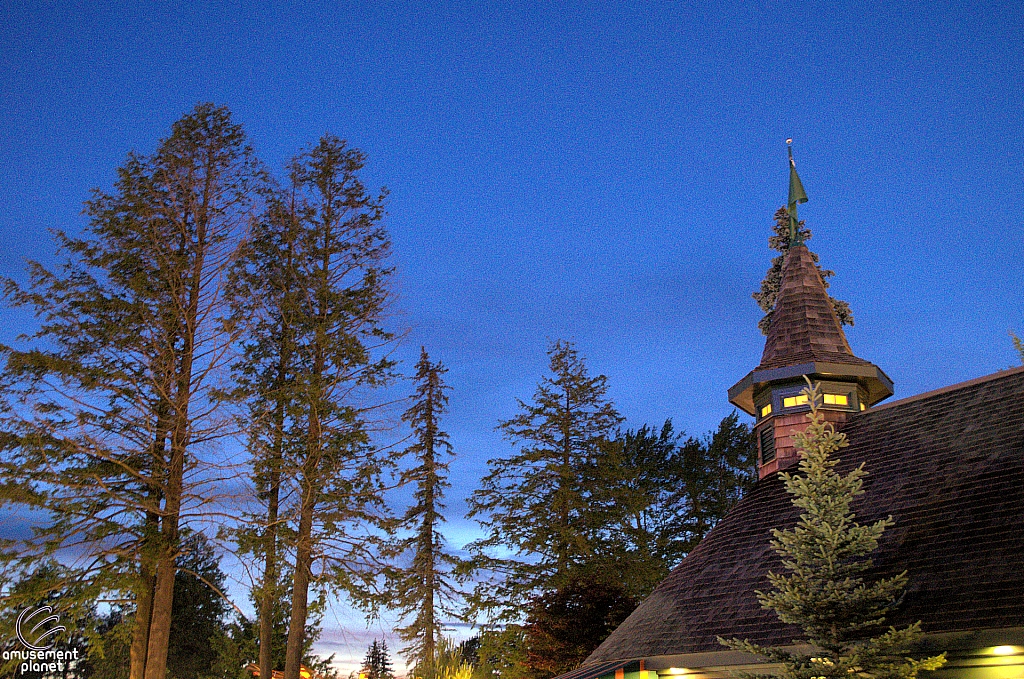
xmin=2 ymin=0 xmax=1022 ymax=670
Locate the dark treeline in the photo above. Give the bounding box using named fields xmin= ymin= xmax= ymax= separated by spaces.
xmin=0 ymin=104 xmax=756 ymax=679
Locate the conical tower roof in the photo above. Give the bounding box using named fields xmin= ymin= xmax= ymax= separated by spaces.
xmin=728 ymin=243 xmax=893 ymax=415
xmin=756 ymin=244 xmax=869 ymax=371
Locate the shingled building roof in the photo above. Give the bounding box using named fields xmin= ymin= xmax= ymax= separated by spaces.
xmin=587 ymin=366 xmax=1024 ymax=664
xmin=757 ymin=244 xmax=870 ymax=371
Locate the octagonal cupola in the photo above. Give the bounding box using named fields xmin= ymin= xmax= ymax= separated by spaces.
xmin=728 ymin=144 xmax=893 ymax=478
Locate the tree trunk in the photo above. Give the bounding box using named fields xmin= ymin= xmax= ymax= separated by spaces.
xmin=283 ymin=485 xmax=315 ymax=679
xmin=129 ymin=543 xmax=157 ymax=679
xmin=143 ymin=429 xmax=185 ymax=679
xmin=130 ymin=407 xmax=170 ymax=679
xmin=259 ymin=391 xmax=286 ymax=679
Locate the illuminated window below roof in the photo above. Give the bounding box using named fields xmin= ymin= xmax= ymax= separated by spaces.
xmin=783 ymin=394 xmax=808 ymax=408
xmin=760 ymin=403 xmax=772 ymax=417
xmin=823 ymin=393 xmax=849 ymax=406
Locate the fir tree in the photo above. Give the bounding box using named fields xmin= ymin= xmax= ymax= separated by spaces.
xmin=721 ymin=383 xmax=946 ymax=679
xmin=363 ymin=639 xmax=396 ymax=679
xmin=466 ymin=340 xmax=623 ymax=619
xmin=274 ymin=135 xmax=395 ymax=679
xmin=752 ymin=207 xmax=853 ymax=335
xmin=0 ymin=103 xmax=262 ymax=679
xmin=226 ymin=155 xmax=304 ymax=679
xmin=389 ymin=348 xmax=464 ymax=679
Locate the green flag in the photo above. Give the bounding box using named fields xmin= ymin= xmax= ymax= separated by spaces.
xmin=787 ymin=144 xmax=808 ymax=245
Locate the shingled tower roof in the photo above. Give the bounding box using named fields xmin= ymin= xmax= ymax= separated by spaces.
xmin=728 ymin=243 xmax=893 ymax=415
xmin=756 ymin=244 xmax=870 ymax=371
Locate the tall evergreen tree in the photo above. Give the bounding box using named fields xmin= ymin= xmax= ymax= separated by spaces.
xmin=466 ymin=340 xmax=623 ymax=619
xmin=389 ymin=348 xmax=463 ymax=679
xmin=0 ymin=103 xmax=262 ymax=679
xmin=271 ymin=136 xmax=395 ymax=679
xmin=752 ymin=207 xmax=853 ymax=334
xmin=721 ymin=383 xmax=946 ymax=678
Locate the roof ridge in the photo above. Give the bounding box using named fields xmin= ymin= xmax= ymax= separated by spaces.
xmin=866 ymin=365 xmax=1024 ymax=412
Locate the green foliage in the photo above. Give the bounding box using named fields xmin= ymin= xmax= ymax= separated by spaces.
xmin=1011 ymin=330 xmax=1024 ymax=365
xmin=469 ymin=627 xmax=530 ymax=679
xmin=720 ymin=383 xmax=946 ymax=679
xmin=0 ymin=561 xmax=98 ymax=677
xmin=522 ymin=574 xmax=637 ymax=678
xmin=0 ymin=102 xmax=263 ymax=679
xmin=389 ymin=349 xmax=465 ymax=679
xmin=753 ymin=207 xmax=853 ymax=334
xmin=224 ymin=133 xmax=395 ymax=679
xmin=590 ymin=414 xmax=757 ymax=597
xmin=166 ymin=533 xmax=230 ymax=679
xmin=431 ymin=636 xmax=474 ymax=679
xmin=466 ymin=340 xmax=623 ymax=618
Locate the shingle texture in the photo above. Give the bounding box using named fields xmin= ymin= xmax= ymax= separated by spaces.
xmin=587 ymin=367 xmax=1024 ymax=663
xmin=757 ymin=245 xmax=871 ymax=371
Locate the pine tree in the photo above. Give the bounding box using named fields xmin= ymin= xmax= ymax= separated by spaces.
xmin=752 ymin=207 xmax=853 ymax=334
xmin=389 ymin=348 xmax=464 ymax=679
xmin=721 ymin=383 xmax=946 ymax=679
xmin=272 ymin=136 xmax=395 ymax=679
xmin=466 ymin=340 xmax=623 ymax=619
xmin=0 ymin=103 xmax=262 ymax=679
xmin=363 ymin=639 xmax=396 ymax=679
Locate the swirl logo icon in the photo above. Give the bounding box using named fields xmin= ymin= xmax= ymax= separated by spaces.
xmin=16 ymin=605 xmax=66 ymax=651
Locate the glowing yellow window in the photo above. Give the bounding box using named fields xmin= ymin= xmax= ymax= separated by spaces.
xmin=783 ymin=394 xmax=808 ymax=408
xmin=860 ymin=403 xmax=866 ymax=411
xmin=823 ymin=393 xmax=849 ymax=406
xmin=760 ymin=403 xmax=772 ymax=417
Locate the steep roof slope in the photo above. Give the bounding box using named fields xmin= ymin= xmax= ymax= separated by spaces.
xmin=757 ymin=244 xmax=870 ymax=371
xmin=587 ymin=367 xmax=1024 ymax=663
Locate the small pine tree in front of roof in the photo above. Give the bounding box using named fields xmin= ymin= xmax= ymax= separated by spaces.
xmin=721 ymin=382 xmax=945 ymax=679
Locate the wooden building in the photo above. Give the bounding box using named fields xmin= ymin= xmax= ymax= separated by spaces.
xmin=560 ymin=214 xmax=1024 ymax=678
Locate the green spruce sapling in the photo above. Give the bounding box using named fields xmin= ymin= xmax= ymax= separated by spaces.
xmin=721 ymin=382 xmax=945 ymax=678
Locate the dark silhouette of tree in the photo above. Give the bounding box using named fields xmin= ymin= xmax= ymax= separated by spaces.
xmin=523 ymin=575 xmax=637 ymax=678
xmin=362 ymin=639 xmax=396 ymax=679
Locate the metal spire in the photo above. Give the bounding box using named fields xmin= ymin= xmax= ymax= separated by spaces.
xmin=787 ymin=139 xmax=808 ymax=246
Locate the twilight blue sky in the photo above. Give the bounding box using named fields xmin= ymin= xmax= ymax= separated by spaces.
xmin=2 ymin=0 xmax=1023 ymax=670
